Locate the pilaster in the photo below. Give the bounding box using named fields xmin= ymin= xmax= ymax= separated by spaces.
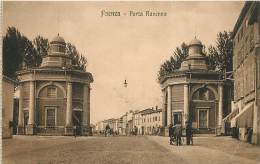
xmin=184 ymin=84 xmax=189 ymax=126
xmin=65 ymin=82 xmax=73 ymax=135
xmin=17 ymin=85 xmax=24 ymax=134
xmin=27 ymin=81 xmax=35 ymax=135
xmin=167 ymin=86 xmax=172 ymax=126
xmin=82 ymin=84 xmax=90 ymax=136
xmin=218 ymin=84 xmax=223 ymax=127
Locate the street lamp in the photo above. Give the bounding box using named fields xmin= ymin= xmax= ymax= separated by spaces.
xmin=188 ymin=64 xmax=191 ymax=124
xmin=123 ymin=79 xmax=128 ymax=88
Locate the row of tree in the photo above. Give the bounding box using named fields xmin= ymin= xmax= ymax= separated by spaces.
xmin=3 ymin=27 xmax=88 ymax=79
xmin=157 ymin=31 xmax=233 ymax=81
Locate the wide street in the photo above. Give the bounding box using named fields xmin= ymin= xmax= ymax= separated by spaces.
xmin=3 ymin=135 xmax=260 ymax=164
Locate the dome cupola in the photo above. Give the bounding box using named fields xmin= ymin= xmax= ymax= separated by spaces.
xmin=51 ymin=34 xmax=66 ymax=44
xmin=180 ymin=37 xmax=208 ymax=71
xmin=41 ymin=34 xmax=72 ymax=68
xmin=49 ymin=34 xmax=66 ymax=55
xmin=188 ymin=38 xmax=203 ymax=57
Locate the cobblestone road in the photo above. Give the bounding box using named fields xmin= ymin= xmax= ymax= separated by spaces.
xmin=3 ymin=135 xmax=260 ymax=164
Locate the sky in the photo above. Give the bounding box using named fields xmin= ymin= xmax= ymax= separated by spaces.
xmin=3 ymin=1 xmax=244 ymax=124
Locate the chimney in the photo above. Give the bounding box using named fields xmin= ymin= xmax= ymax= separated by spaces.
xmin=156 ymin=106 xmax=158 ymax=110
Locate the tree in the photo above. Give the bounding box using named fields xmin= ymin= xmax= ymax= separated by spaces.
xmin=33 ymin=36 xmax=49 ymax=67
xmin=23 ymin=37 xmax=37 ymax=68
xmin=3 ymin=27 xmax=47 ymax=78
xmin=158 ymin=43 xmax=188 ymax=81
xmin=66 ymin=42 xmax=88 ymax=71
xmin=78 ymin=54 xmax=88 ymax=71
xmin=3 ymin=27 xmax=31 ymax=78
xmin=207 ymin=31 xmax=233 ymax=73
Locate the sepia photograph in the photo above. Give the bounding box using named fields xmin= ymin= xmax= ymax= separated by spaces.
xmin=1 ymin=1 xmax=260 ymax=164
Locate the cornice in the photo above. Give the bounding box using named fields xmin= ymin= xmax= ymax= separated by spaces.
xmin=159 ymin=69 xmax=221 ymax=84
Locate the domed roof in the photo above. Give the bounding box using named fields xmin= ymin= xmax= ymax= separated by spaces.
xmin=50 ymin=34 xmax=65 ymax=44
xmin=189 ymin=37 xmax=202 ymax=46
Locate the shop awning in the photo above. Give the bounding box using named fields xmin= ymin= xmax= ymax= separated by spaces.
xmin=231 ymin=102 xmax=254 ymax=128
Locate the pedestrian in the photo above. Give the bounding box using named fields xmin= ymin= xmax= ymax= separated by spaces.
xmin=172 ymin=124 xmax=176 ymax=143
xmin=246 ymin=127 xmax=253 ymax=143
xmin=175 ymin=122 xmax=182 ymax=146
xmin=190 ymin=128 xmax=193 ymax=145
xmin=169 ymin=124 xmax=174 ymax=145
xmin=134 ymin=126 xmax=138 ymax=136
xmin=186 ymin=121 xmax=192 ymax=145
xmin=105 ymin=124 xmax=110 ymax=137
xmin=73 ymin=125 xmax=77 ymax=138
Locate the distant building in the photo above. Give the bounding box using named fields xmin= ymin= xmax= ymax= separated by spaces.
xmin=90 ymin=123 xmax=95 ymax=135
xmin=227 ymin=2 xmax=260 ymax=144
xmin=133 ymin=107 xmax=162 ymax=135
xmin=116 ymin=111 xmax=135 ymax=135
xmin=117 ymin=117 xmax=123 ymax=134
xmin=95 ymin=121 xmax=104 ymax=132
xmin=126 ymin=111 xmax=134 ymax=135
xmin=2 ymin=76 xmax=17 ymax=138
xmin=133 ymin=110 xmax=143 ymax=134
xmin=159 ymin=38 xmax=231 ymax=136
xmin=16 ymin=34 xmax=93 ymax=136
xmin=121 ymin=113 xmax=127 ymax=135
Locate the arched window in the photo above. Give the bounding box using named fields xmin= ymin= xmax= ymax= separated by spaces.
xmin=38 ymin=83 xmax=65 ymax=98
xmin=192 ymin=87 xmax=215 ymax=100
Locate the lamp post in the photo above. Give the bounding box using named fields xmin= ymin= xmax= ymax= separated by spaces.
xmin=188 ymin=64 xmax=192 ymax=125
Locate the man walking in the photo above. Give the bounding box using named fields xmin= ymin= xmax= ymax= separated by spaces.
xmin=134 ymin=126 xmax=138 ymax=136
xmin=73 ymin=125 xmax=77 ymax=138
xmin=169 ymin=124 xmax=174 ymax=145
xmin=186 ymin=121 xmax=192 ymax=145
xmin=105 ymin=124 xmax=110 ymax=137
xmin=175 ymin=122 xmax=182 ymax=146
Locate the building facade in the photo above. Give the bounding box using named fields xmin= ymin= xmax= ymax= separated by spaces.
xmin=121 ymin=114 xmax=127 ymax=135
xmin=227 ymin=2 xmax=260 ymax=144
xmin=95 ymin=121 xmax=104 ymax=132
xmin=16 ymin=35 xmax=93 ymax=136
xmin=102 ymin=118 xmax=119 ymax=132
xmin=2 ymin=76 xmax=17 ymax=138
xmin=133 ymin=107 xmax=162 ymax=135
xmin=133 ymin=110 xmax=142 ymax=134
xmin=160 ymin=38 xmax=231 ymax=135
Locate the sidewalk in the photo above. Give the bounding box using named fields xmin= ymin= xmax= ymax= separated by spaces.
xmin=148 ymin=136 xmax=260 ymax=164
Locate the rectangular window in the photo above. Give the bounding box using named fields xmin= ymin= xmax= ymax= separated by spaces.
xmin=46 ymin=108 xmax=56 ymax=127
xmin=47 ymin=87 xmax=57 ymax=98
xmin=198 ymin=109 xmax=209 ymax=128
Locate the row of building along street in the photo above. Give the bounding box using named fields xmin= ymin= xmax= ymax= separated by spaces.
xmin=94 ymin=106 xmax=162 ymax=136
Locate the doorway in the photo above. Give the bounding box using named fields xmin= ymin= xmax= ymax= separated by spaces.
xmin=198 ymin=109 xmax=208 ymax=128
xmin=73 ymin=111 xmax=82 ymax=135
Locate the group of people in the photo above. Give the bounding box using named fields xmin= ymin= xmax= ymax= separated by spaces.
xmin=130 ymin=126 xmax=138 ymax=136
xmin=168 ymin=121 xmax=193 ymax=146
xmin=104 ymin=124 xmax=120 ymax=137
